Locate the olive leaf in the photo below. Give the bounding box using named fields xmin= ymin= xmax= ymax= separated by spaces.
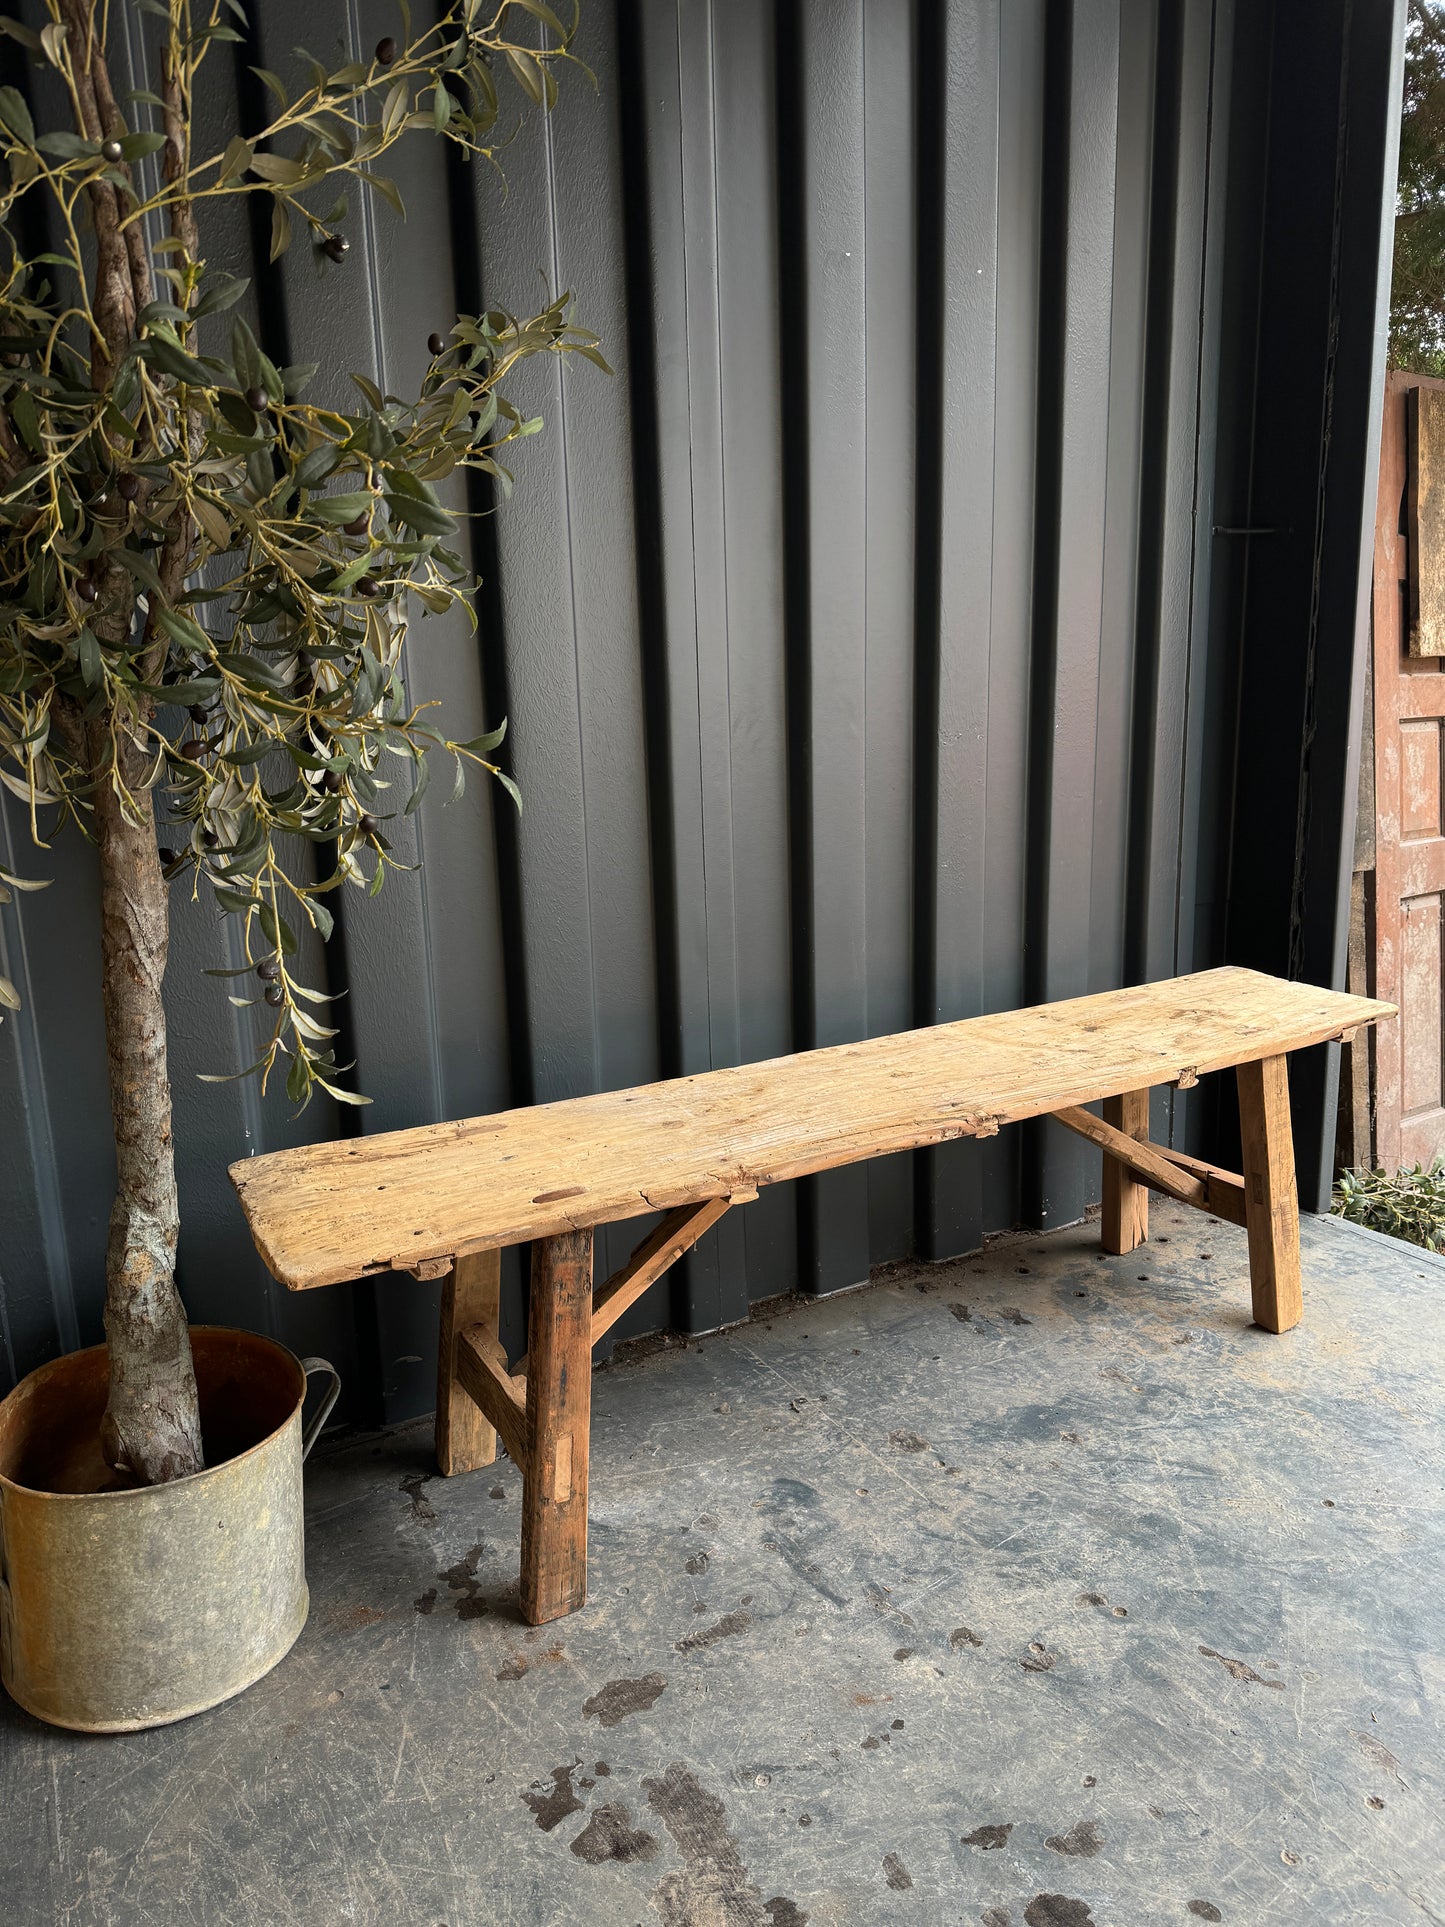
xmin=0 ymin=0 xmax=599 ymax=1107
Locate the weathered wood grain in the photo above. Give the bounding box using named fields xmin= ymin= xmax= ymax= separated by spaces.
xmin=435 ymin=1250 xmax=500 ymax=1475
xmin=1237 ymin=1055 xmax=1303 ymax=1333
xmin=1056 ymin=1103 xmax=1252 ymax=1229
xmin=454 ymin=1325 xmax=529 ymax=1468
xmin=1408 ymin=382 xmax=1445 ymax=657
xmin=591 ymin=1194 xmax=748 ymax=1345
xmin=1100 ymin=1089 xmax=1150 ymax=1253
xmin=229 ymin=968 xmax=1391 ymax=1292
xmin=1054 ymin=1104 xmax=1208 ymax=1211
xmin=1152 ymin=1145 xmax=1249 ymax=1227
xmin=520 ymin=1230 xmax=593 ymax=1625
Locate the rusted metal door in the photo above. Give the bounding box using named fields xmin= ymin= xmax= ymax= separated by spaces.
xmin=1372 ymin=370 xmax=1445 ymax=1172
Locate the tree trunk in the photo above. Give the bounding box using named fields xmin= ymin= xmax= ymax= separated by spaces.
xmin=91 ymin=750 xmax=203 ymax=1484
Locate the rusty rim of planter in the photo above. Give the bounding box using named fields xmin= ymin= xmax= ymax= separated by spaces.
xmin=0 ymin=1328 xmax=337 ymax=1502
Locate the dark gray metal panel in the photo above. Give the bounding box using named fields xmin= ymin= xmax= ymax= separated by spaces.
xmin=1025 ymin=0 xmax=1123 ymax=1230
xmin=976 ymin=0 xmax=1047 ymax=1230
xmin=1089 ymin=0 xmax=1156 ymax=998
xmin=0 ymin=0 xmax=1404 ymax=1421
xmin=788 ymin=0 xmax=871 ymax=1294
xmin=709 ymin=0 xmax=798 ymax=1315
xmin=1129 ymin=0 xmax=1229 ymax=1157
xmin=861 ymin=0 xmax=920 ymax=1268
xmin=914 ymin=0 xmax=1002 ymax=1263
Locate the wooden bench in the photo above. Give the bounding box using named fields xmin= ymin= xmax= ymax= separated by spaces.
xmin=230 ymin=966 xmax=1391 ymax=1625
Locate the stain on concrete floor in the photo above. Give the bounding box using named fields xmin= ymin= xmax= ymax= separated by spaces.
xmin=3 ymin=1204 xmax=1444 ymax=1924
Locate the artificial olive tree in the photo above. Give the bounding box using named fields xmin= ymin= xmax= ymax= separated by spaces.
xmin=0 ymin=0 xmax=600 ymax=1483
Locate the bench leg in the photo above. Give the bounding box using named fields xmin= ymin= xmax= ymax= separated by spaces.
xmin=436 ymin=1249 xmax=501 ymax=1475
xmin=1236 ymin=1055 xmax=1302 ymax=1333
xmin=1101 ymin=1089 xmax=1150 ymax=1255
xmin=520 ymin=1228 xmax=594 ymax=1625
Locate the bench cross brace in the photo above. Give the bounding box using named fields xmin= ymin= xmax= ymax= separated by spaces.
xmin=1050 ymin=1104 xmax=1248 ymax=1226
xmin=436 ymin=1188 xmax=752 ymax=1622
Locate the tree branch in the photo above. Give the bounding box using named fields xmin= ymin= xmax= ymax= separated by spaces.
xmin=86 ymin=31 xmax=154 ymax=316
xmin=56 ymin=0 xmax=135 ymax=378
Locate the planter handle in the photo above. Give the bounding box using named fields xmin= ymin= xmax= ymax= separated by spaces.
xmin=0 ymin=1496 xmax=10 ymax=1678
xmin=298 ymin=1358 xmax=341 ymax=1461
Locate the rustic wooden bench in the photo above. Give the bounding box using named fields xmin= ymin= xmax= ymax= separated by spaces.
xmin=230 ymin=966 xmax=1390 ymax=1625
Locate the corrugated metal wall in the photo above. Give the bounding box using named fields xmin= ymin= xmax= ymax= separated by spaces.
xmin=0 ymin=0 xmax=1403 ymax=1426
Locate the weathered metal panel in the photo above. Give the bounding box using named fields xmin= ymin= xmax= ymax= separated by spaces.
xmin=0 ymin=0 xmax=1404 ymax=1422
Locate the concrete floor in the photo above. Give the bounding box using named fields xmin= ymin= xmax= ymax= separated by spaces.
xmin=4 ymin=1201 xmax=1444 ymax=1926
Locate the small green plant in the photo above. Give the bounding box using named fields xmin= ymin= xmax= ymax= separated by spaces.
xmin=1332 ymin=1160 xmax=1445 ymax=1251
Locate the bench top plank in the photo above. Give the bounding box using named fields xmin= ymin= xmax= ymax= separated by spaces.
xmin=230 ymin=967 xmax=1391 ymax=1290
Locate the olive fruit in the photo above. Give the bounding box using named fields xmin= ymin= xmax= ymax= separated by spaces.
xmin=118 ymin=472 xmax=141 ymax=501
xmin=323 ymin=769 xmax=345 ymax=794
xmin=359 ymin=812 xmax=380 ymax=836
xmin=257 ymin=957 xmax=281 ymax=982
xmin=375 ymin=35 xmax=397 ymax=64
xmin=264 ymin=984 xmax=285 ymax=1008
xmin=245 ymin=385 xmax=268 ymax=412
xmin=100 ymin=137 xmax=124 ymax=164
xmin=357 ymin=574 xmax=380 ymax=598
xmin=188 ymin=703 xmax=209 ymax=725
xmin=342 ymin=513 xmax=369 ymax=536
xmin=76 ymin=577 xmax=97 ymax=603
xmin=201 ymin=828 xmax=219 ymax=849
xmin=322 ymin=234 xmax=349 ymax=263
xmin=427 ymin=331 xmax=446 ymax=356
xmin=180 ymin=738 xmax=205 ymax=761
xmin=157 ymin=847 xmax=178 ymax=868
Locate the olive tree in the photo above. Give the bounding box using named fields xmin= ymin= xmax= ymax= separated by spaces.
xmin=0 ymin=0 xmax=601 ymax=1483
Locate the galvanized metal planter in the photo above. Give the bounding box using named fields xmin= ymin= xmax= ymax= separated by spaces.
xmin=0 ymin=1328 xmax=338 ymax=1733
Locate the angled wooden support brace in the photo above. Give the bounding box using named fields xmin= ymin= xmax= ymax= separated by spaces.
xmin=1051 ymin=1104 xmax=1250 ymax=1227
xmin=511 ymin=1188 xmax=759 ymax=1378
xmin=1149 ymin=1144 xmax=1249 ymax=1228
xmin=1053 ymin=1105 xmax=1212 ymax=1209
xmin=592 ymin=1189 xmax=756 ymax=1346
xmin=455 ymin=1324 xmax=530 ymax=1467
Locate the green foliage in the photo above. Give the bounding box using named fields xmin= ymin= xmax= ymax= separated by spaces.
xmin=0 ymin=0 xmax=605 ymax=1106
xmin=1393 ymin=0 xmax=1445 ymax=372
xmin=1332 ymin=1159 xmax=1445 ymax=1251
